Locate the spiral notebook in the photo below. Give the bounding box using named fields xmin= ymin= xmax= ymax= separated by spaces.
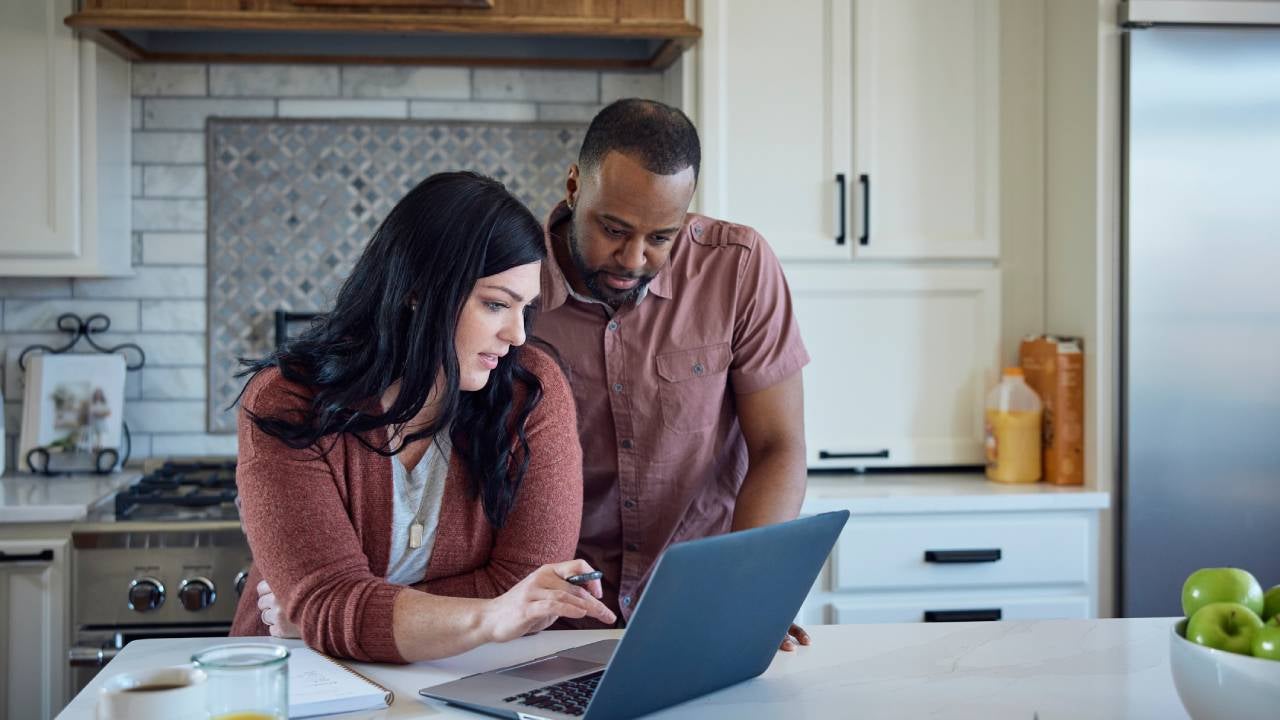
xmin=289 ymin=647 xmax=394 ymax=718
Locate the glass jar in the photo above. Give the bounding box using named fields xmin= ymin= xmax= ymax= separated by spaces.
xmin=192 ymin=643 xmax=290 ymax=720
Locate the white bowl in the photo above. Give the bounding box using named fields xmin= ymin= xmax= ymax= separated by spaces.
xmin=1170 ymin=619 xmax=1280 ymax=720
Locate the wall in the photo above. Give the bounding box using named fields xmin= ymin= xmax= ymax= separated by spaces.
xmin=0 ymin=62 xmax=669 ymax=469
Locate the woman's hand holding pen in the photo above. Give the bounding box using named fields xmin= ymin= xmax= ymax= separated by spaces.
xmin=482 ymin=560 xmax=616 ymax=643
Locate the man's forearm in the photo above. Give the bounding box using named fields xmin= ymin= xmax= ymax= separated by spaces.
xmin=730 ymin=442 xmax=807 ymax=531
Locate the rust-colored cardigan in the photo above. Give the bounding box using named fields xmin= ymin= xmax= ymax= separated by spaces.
xmin=229 ymin=346 xmax=583 ymax=663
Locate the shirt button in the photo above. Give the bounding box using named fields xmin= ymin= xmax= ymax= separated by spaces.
xmin=692 ymin=362 xmax=705 ymax=376
xmin=607 ymin=320 xmax=619 ymax=332
xmin=620 ymin=439 xmax=633 ymax=450
xmin=621 ymin=595 xmax=632 ymax=607
xmin=623 ymin=498 xmax=636 ymax=510
xmin=612 ymin=382 xmax=623 ymax=393
xmin=692 ymin=224 xmax=703 ymax=236
xmin=626 ymin=542 xmax=640 ymax=552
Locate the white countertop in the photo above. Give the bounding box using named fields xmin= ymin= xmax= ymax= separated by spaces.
xmin=57 ymin=618 xmax=1189 ymax=719
xmin=802 ymin=471 xmax=1111 ymax=514
xmin=0 ymin=471 xmax=138 ymax=523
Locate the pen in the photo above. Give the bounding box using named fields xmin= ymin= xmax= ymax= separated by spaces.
xmin=565 ymin=571 xmax=603 ymax=586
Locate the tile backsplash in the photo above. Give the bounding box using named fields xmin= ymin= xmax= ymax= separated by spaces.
xmin=0 ymin=63 xmax=668 ymax=469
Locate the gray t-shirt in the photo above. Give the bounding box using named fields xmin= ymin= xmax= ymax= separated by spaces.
xmin=385 ymin=434 xmax=451 ymax=585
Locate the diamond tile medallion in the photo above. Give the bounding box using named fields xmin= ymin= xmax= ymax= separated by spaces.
xmin=207 ymin=119 xmax=586 ymax=432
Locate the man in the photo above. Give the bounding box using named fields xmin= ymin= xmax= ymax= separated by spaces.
xmin=536 ymin=99 xmax=811 ymax=649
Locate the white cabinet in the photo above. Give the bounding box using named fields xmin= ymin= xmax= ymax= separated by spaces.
xmin=787 ymin=265 xmax=1000 ymax=469
xmin=798 ymin=508 xmax=1100 ymax=627
xmin=0 ymin=0 xmax=132 ymax=277
xmin=0 ymin=539 xmax=69 ymax=720
xmin=698 ymin=0 xmax=999 ymax=261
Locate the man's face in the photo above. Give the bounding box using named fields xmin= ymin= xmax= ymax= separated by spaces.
xmin=564 ymin=151 xmax=697 ymax=308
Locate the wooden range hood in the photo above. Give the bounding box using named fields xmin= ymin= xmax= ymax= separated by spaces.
xmin=65 ymin=1 xmax=701 ymax=70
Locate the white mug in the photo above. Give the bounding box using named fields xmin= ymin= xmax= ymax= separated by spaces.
xmin=97 ymin=665 xmax=209 ymax=720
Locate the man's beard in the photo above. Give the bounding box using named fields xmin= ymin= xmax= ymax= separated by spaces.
xmin=567 ymin=219 xmax=654 ymax=308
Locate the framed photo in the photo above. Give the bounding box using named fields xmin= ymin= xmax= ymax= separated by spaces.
xmin=18 ymin=353 xmax=127 ymax=472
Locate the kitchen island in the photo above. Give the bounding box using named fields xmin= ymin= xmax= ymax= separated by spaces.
xmin=57 ymin=617 xmax=1190 ymax=719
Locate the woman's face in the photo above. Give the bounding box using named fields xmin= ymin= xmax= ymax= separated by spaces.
xmin=455 ymin=261 xmax=542 ymax=392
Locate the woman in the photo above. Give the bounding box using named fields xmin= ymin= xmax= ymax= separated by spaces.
xmin=230 ymin=171 xmax=614 ymax=663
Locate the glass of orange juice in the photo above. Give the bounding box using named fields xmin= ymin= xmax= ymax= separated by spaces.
xmin=192 ymin=643 xmax=289 ymax=720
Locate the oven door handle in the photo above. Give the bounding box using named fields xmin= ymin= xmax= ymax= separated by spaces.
xmin=69 ymin=645 xmax=119 ymax=668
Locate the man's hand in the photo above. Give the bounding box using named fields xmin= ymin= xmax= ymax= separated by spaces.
xmin=257 ymin=580 xmax=302 ymax=639
xmin=780 ymin=623 xmax=810 ymax=652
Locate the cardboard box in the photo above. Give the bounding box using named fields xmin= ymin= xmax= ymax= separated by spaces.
xmin=1018 ymin=335 xmax=1084 ymax=485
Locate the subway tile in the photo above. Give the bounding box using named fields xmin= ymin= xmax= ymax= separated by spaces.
xmin=143 ymin=98 xmax=275 ymax=131
xmin=124 ymin=400 xmax=205 ymax=433
xmin=150 ymin=433 xmax=238 ymax=456
xmin=600 ymin=72 xmax=666 ymax=104
xmin=409 ymin=100 xmax=538 ymax=122
xmin=143 ymin=166 xmax=206 ymax=198
xmin=474 ymin=69 xmax=598 ymax=103
xmin=132 ymin=166 xmax=143 ymax=197
xmin=537 ymin=103 xmax=603 ymax=123
xmin=210 ymin=65 xmax=339 ymax=97
xmin=133 ymin=64 xmax=207 ymax=96
xmin=116 ymin=334 xmax=205 ymax=366
xmin=4 ymin=300 xmax=140 ymax=332
xmin=74 ymin=267 xmax=205 ymax=299
xmin=141 ymin=300 xmax=206 ymax=332
xmin=342 ymin=66 xmax=469 ymax=99
xmin=141 ymin=367 xmax=205 ymax=400
xmin=277 ymin=99 xmax=408 ymax=118
xmin=125 ymin=370 xmax=142 ymax=400
xmin=133 ymin=132 xmax=205 ymax=164
xmin=132 ymin=199 xmax=206 ymax=232
xmin=0 ymin=279 xmax=74 ymax=299
xmin=131 ymin=98 xmax=142 ymax=130
xmin=142 ymin=233 xmax=206 ymax=266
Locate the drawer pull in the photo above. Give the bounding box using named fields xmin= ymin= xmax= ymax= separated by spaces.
xmin=819 ymin=449 xmax=890 ymax=460
xmin=923 ymin=608 xmax=1002 ymax=623
xmin=924 ymin=548 xmax=1002 ymax=564
xmin=0 ymin=549 xmax=54 ymax=564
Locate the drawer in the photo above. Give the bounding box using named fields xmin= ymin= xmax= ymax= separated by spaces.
xmin=832 ymin=512 xmax=1091 ymax=591
xmin=829 ymin=592 xmax=1091 ymax=624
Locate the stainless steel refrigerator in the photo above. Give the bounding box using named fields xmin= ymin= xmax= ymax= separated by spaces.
xmin=1122 ymin=14 xmax=1280 ymax=617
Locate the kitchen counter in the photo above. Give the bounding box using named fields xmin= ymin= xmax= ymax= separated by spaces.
xmin=56 ymin=618 xmax=1190 ymax=719
xmin=0 ymin=471 xmax=139 ymax=523
xmin=803 ymin=471 xmax=1111 ymax=514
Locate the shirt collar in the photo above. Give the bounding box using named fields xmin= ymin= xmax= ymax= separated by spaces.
xmin=541 ymin=201 xmax=676 ymax=314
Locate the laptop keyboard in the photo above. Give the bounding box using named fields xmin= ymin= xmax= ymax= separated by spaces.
xmin=504 ymin=670 xmax=604 ymax=717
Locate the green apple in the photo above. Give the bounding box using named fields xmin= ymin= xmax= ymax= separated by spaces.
xmin=1187 ymin=602 xmax=1265 ymax=655
xmin=1263 ymin=585 xmax=1280 ymax=622
xmin=1254 ymin=624 xmax=1280 ymax=661
xmin=1181 ymin=568 xmax=1265 ymax=618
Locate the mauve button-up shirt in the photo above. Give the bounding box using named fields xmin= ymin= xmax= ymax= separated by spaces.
xmin=536 ymin=203 xmax=809 ymax=624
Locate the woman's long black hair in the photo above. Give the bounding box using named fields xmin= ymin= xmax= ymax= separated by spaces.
xmin=238 ymin=171 xmax=546 ymax=529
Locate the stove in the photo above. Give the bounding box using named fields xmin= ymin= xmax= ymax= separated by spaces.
xmin=69 ymin=459 xmax=252 ymax=695
xmin=113 ymin=459 xmax=239 ymax=522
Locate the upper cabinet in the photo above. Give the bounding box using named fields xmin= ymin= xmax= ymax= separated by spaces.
xmin=0 ymin=0 xmax=132 ymax=277
xmin=697 ymin=0 xmax=1000 ymax=261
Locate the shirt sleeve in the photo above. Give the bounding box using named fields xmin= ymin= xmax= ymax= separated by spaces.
xmin=419 ymin=347 xmax=583 ymax=598
xmin=234 ymin=371 xmax=407 ymax=663
xmin=728 ymin=229 xmax=811 ymax=395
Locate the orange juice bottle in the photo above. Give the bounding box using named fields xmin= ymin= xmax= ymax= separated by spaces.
xmin=984 ymin=367 xmax=1043 ymax=483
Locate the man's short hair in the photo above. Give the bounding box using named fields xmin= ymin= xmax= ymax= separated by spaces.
xmin=578 ymin=98 xmax=701 ymax=181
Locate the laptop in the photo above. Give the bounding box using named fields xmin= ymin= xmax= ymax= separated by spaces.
xmin=419 ymin=510 xmax=849 ymax=720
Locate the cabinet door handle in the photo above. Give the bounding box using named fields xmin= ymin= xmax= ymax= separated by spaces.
xmin=858 ymin=173 xmax=870 ymax=245
xmin=0 ymin=549 xmax=54 ymax=564
xmin=924 ymin=548 xmax=1002 ymax=564
xmin=924 ymin=608 xmax=1002 ymax=623
xmin=835 ymin=173 xmax=847 ymax=245
xmin=819 ymin=449 xmax=890 ymax=460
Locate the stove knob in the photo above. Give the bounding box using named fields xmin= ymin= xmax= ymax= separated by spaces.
xmin=234 ymin=569 xmax=250 ymax=598
xmin=128 ymin=577 xmax=165 ymax=612
xmin=179 ymin=577 xmax=217 ymax=612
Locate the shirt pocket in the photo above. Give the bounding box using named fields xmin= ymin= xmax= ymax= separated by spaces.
xmin=654 ymin=342 xmax=732 ymax=433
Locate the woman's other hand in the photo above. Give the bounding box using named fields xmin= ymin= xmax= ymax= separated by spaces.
xmin=482 ymin=560 xmax=616 ymax=643
xmin=256 ymin=580 xmax=302 ymax=639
